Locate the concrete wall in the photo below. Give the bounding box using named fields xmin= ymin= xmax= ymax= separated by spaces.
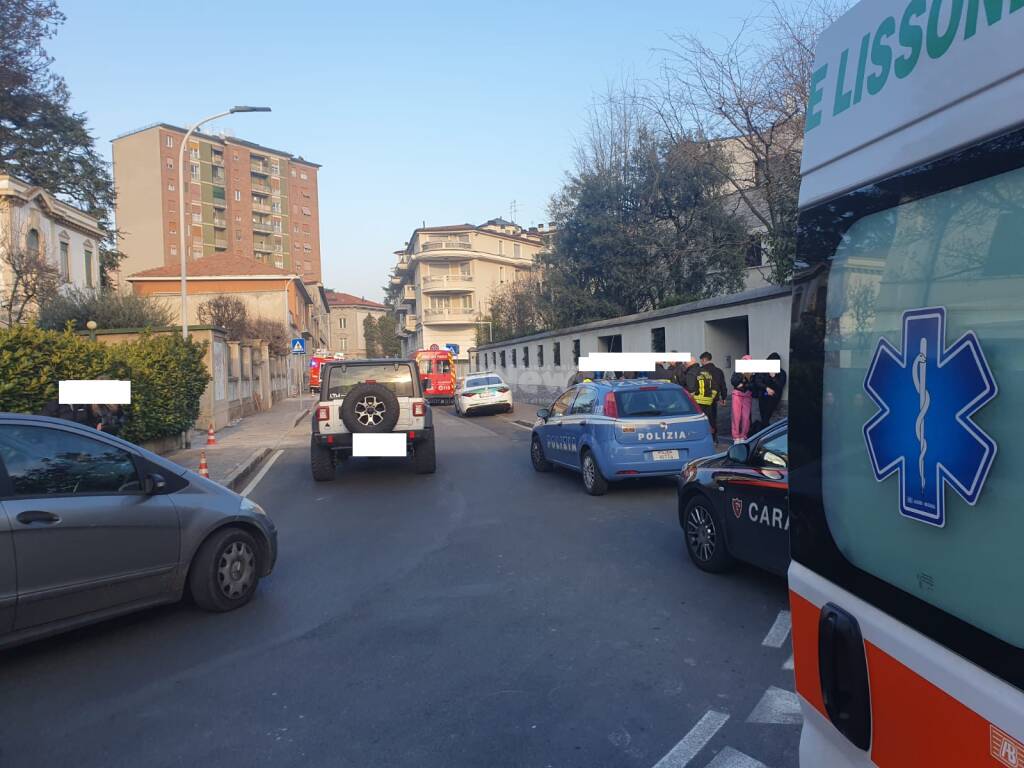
xmin=89 ymin=326 xmax=289 ymax=431
xmin=471 ymin=286 xmax=792 ymax=409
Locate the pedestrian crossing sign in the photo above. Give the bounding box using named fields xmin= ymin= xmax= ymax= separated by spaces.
xmin=290 ymin=338 xmax=306 ymax=355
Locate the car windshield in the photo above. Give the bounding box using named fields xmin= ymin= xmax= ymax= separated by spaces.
xmin=465 ymin=376 xmax=502 ymax=388
xmin=615 ymin=388 xmax=696 ymax=417
xmin=324 ymin=364 xmax=415 ymax=398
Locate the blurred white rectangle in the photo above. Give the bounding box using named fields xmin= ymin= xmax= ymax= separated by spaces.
xmin=58 ymin=380 xmax=131 ymax=404
xmin=735 ymin=359 xmax=781 ymax=374
xmin=578 ymin=353 xmax=691 ymax=372
xmin=352 ymin=433 xmax=406 ymax=457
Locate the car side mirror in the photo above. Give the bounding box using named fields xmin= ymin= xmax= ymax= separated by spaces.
xmin=536 ymin=408 xmax=551 ymax=421
xmin=143 ymin=473 xmax=167 ymax=495
xmin=727 ymin=443 xmax=750 ymax=464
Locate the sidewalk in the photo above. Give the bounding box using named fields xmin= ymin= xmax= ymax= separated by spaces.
xmin=165 ymin=397 xmax=310 ymax=491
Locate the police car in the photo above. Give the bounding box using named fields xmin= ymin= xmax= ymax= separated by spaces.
xmin=677 ymin=419 xmax=787 ymax=575
xmin=530 ymin=379 xmax=715 ymax=495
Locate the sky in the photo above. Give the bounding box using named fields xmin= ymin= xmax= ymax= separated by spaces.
xmin=51 ymin=0 xmax=764 ymax=301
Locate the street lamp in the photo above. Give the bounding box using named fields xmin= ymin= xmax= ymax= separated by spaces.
xmin=178 ymin=106 xmax=271 ymax=340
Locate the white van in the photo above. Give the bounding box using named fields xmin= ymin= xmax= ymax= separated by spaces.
xmin=790 ymin=1 xmax=1024 ymax=765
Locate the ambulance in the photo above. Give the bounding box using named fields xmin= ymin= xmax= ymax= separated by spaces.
xmin=790 ymin=1 xmax=1024 ymax=765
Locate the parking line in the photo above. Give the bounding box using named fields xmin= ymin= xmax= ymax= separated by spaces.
xmin=241 ymin=449 xmax=284 ymax=497
xmin=746 ymin=686 xmax=803 ymax=725
xmin=761 ymin=610 xmax=791 ymax=648
xmin=703 ymin=747 xmax=768 ymax=768
xmin=651 ymin=710 xmax=730 ymax=768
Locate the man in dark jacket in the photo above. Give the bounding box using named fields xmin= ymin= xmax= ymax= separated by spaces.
xmin=697 ymin=352 xmax=727 ymax=442
xmin=754 ymin=352 xmax=787 ymax=424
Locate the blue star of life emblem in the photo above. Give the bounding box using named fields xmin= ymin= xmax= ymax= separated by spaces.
xmin=863 ymin=307 xmax=997 ymax=527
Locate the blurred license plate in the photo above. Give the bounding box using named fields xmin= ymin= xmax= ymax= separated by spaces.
xmin=652 ymin=450 xmax=679 ymax=461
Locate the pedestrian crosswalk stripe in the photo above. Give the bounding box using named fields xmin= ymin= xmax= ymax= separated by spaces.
xmin=652 ymin=710 xmax=730 ymax=768
xmin=703 ymin=747 xmax=768 ymax=768
xmin=761 ymin=610 xmax=791 ymax=647
xmin=746 ymin=686 xmax=802 ymax=725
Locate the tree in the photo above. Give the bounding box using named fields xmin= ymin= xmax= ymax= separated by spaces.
xmin=0 ymin=223 xmax=59 ymax=327
xmin=363 ymin=314 xmax=401 ymax=358
xmin=362 ymin=314 xmax=381 ymax=357
xmin=652 ymin=0 xmax=851 ymax=284
xmin=541 ymin=85 xmax=748 ymax=327
xmin=36 ymin=287 xmax=172 ymax=331
xmin=250 ymin=318 xmax=289 ymax=355
xmin=375 ymin=314 xmax=402 ymax=357
xmin=0 ymin=0 xmax=123 ymax=285
xmin=196 ymin=296 xmax=250 ymax=340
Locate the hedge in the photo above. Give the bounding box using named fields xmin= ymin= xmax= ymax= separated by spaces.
xmin=0 ymin=326 xmax=211 ymax=443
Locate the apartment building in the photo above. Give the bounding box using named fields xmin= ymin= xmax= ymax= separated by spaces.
xmin=325 ymin=290 xmax=389 ymax=357
xmin=389 ymin=218 xmax=549 ymax=361
xmin=111 ymin=124 xmax=322 ymax=288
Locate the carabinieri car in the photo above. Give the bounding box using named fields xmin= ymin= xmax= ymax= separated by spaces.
xmin=530 ymin=379 xmax=715 ymax=495
xmin=677 ymin=419 xmax=788 ymax=575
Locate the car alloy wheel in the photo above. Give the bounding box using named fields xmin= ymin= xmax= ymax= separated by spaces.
xmin=354 ymin=395 xmax=386 ymax=427
xmin=583 ymin=455 xmax=596 ymax=488
xmin=217 ymin=540 xmax=256 ymax=600
xmin=685 ymin=504 xmax=717 ymax=563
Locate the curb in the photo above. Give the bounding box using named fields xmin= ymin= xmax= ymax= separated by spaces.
xmin=223 ymin=448 xmax=272 ymax=493
xmin=223 ymin=408 xmax=308 ymax=492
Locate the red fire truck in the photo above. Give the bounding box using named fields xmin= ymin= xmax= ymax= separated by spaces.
xmin=413 ymin=347 xmax=457 ymax=404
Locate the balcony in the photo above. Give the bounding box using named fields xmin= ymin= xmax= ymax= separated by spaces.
xmin=421 ymin=240 xmax=472 ymax=252
xmin=212 ymin=154 xmax=224 ymax=167
xmin=252 ymin=201 xmax=272 ymax=213
xmin=213 ymin=216 xmax=227 ymax=228
xmin=254 ymin=242 xmax=281 ymax=253
xmin=403 ymin=316 xmax=418 ymax=332
xmin=214 ymin=239 xmax=228 ymax=249
xmin=423 ymin=308 xmax=476 ymax=323
xmin=395 ymin=258 xmax=411 ymax=272
xmin=251 ymin=180 xmax=272 ymax=194
xmin=402 ymin=284 xmax=416 ymax=301
xmin=252 ymin=218 xmax=274 ymax=233
xmin=421 ymin=274 xmax=473 ymax=292
xmin=211 ymin=196 xmax=227 ymax=209
xmin=251 ymin=161 xmax=270 ymax=175
xmin=390 ymin=274 xmax=403 ymax=285
xmin=211 ymin=173 xmax=226 ymax=186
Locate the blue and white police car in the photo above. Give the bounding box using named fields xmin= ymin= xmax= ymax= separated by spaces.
xmin=530 ymin=379 xmax=716 ymax=495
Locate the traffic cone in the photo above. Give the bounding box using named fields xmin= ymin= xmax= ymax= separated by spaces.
xmin=198 ymin=450 xmax=210 ymax=478
xmin=206 ymin=422 xmax=216 ymax=446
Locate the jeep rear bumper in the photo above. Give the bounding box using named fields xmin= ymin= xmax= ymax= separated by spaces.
xmin=313 ymin=426 xmax=434 ymax=451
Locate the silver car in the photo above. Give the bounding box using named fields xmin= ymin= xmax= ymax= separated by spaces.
xmin=0 ymin=414 xmax=277 ymax=650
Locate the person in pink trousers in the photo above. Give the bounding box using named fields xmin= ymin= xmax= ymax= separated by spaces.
xmin=730 ymin=354 xmax=754 ymax=441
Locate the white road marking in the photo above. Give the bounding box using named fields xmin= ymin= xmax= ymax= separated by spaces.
xmin=746 ymin=686 xmax=803 ymax=725
xmin=761 ymin=610 xmax=792 ymax=648
xmin=704 ymin=747 xmax=768 ymax=768
xmin=651 ymin=710 xmax=730 ymax=768
xmin=241 ymin=449 xmax=284 ymax=497
xmin=508 ymin=420 xmax=533 ymax=431
xmin=782 ymin=654 xmax=794 ymax=671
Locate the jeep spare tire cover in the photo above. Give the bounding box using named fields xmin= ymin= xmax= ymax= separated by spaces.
xmin=341 ymin=383 xmax=400 ymax=433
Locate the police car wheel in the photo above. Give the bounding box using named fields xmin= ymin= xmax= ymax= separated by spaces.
xmin=581 ymin=450 xmax=607 ymax=496
xmin=531 ymin=436 xmax=552 ymax=472
xmin=683 ymin=496 xmax=734 ymax=573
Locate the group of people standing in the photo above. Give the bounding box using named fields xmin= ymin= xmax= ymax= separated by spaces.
xmin=647 ymin=351 xmax=787 ymax=443
xmin=565 ymin=350 xmax=787 ymax=443
xmin=40 ymin=400 xmax=127 ymax=436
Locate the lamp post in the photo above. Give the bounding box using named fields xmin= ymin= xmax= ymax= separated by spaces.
xmin=86 ymin=319 xmax=97 ymax=342
xmin=178 ymin=106 xmax=271 ymax=341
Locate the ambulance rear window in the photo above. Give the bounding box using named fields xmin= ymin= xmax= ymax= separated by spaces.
xmin=820 ymin=163 xmax=1024 ymax=648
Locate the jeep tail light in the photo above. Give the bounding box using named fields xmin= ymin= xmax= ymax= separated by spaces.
xmin=412 ymin=400 xmax=426 ymax=417
xmin=317 ymin=406 xmax=330 ymax=421
xmin=603 ymin=392 xmax=619 ymax=418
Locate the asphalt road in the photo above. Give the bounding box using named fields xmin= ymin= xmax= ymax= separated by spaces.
xmin=0 ymin=408 xmax=798 ymax=768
